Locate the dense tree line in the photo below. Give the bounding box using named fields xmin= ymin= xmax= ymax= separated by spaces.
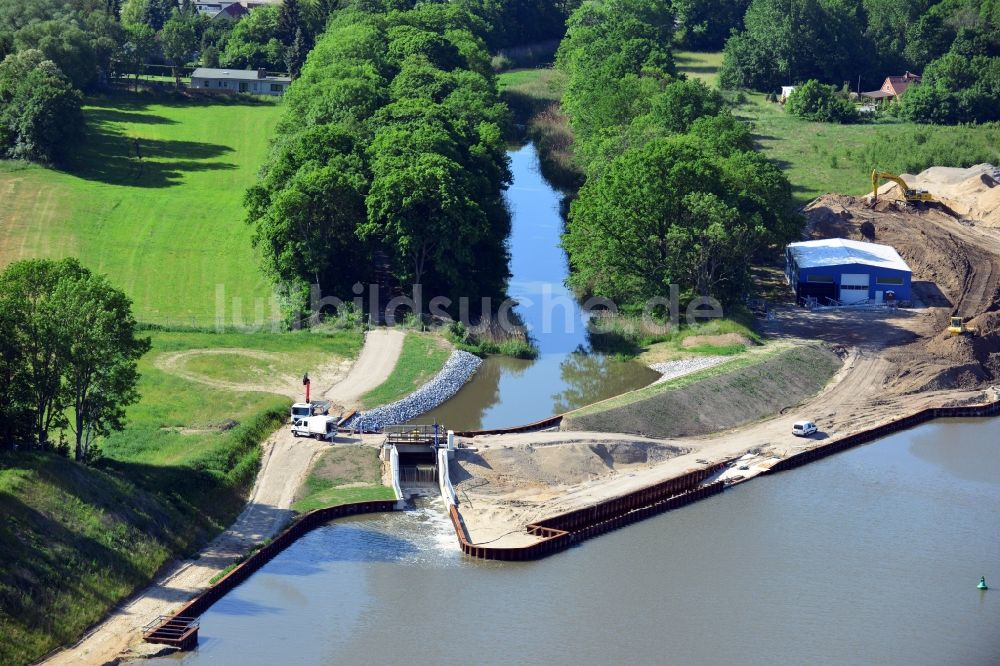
xmin=557 ymin=0 xmax=799 ymax=310
xmin=0 ymin=0 xmax=326 ymax=90
xmin=245 ymin=3 xmax=512 ymax=321
xmin=0 ymin=258 xmax=150 ymax=462
xmin=455 ymin=0 xmax=581 ymax=50
xmin=898 ymin=51 xmax=1000 ymax=124
xmin=673 ymin=0 xmax=751 ymax=50
xmin=718 ymin=0 xmax=1000 ymax=124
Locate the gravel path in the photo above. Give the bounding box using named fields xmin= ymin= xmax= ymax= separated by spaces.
xmin=348 ymin=350 xmax=482 ymax=432
xmin=649 ymin=356 xmax=729 ymax=384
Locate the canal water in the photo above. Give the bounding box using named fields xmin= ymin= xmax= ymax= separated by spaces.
xmin=425 ymin=144 xmax=658 ymax=431
xmin=148 ymin=418 xmax=1000 ymax=665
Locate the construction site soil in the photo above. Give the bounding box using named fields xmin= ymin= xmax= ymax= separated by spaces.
xmin=455 ymin=164 xmax=1000 ymax=546
xmin=807 ymin=163 xmax=1000 ymax=392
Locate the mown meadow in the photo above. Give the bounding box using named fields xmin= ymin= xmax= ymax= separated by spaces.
xmin=0 ymin=92 xmax=281 ymax=327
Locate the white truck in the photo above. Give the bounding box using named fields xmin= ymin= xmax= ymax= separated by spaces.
xmin=291 ymin=415 xmax=340 ymax=441
xmin=290 ymin=400 xmax=332 ymax=423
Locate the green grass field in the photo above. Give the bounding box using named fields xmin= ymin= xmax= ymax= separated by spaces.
xmin=736 ymin=94 xmax=1000 ymax=203
xmin=103 ymin=329 xmax=361 ymax=468
xmin=675 ymin=50 xmax=724 ymax=86
xmin=291 ymin=446 xmax=395 ymax=513
xmin=361 ymin=332 xmax=451 ymax=408
xmin=0 ymin=91 xmax=281 ymax=327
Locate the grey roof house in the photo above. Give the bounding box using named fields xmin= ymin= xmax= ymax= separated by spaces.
xmin=189 ymin=68 xmax=292 ymax=96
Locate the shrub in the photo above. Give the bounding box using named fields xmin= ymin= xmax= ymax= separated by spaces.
xmin=785 ymin=79 xmax=859 ymax=123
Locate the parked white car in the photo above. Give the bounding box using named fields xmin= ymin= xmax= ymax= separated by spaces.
xmin=792 ymin=420 xmax=818 ymax=437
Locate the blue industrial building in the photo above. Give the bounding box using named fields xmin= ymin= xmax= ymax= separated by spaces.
xmin=786 ymin=238 xmax=912 ymax=305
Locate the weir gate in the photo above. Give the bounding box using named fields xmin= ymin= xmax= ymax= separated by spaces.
xmin=385 ymin=424 xmax=446 ymax=486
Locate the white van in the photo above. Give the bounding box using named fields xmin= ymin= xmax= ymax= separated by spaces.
xmin=792 ymin=420 xmax=818 ymax=437
xmin=292 ymin=415 xmax=338 ymax=441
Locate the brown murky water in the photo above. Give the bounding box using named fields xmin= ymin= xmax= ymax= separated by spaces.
xmin=425 ymin=144 xmax=658 ymax=431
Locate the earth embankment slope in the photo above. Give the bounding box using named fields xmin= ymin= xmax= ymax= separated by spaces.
xmin=562 ymin=345 xmax=842 ymax=438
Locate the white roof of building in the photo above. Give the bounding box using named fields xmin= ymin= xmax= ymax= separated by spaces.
xmin=787 ymin=238 xmax=911 ymax=272
xmin=190 ymin=68 xmax=291 ymax=83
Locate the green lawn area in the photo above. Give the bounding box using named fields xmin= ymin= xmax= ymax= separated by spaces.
xmin=361 ymin=332 xmax=451 ymax=408
xmin=151 ymin=328 xmax=361 ymax=390
xmin=292 ymin=446 xmax=395 ymax=513
xmin=676 ymin=50 xmax=724 ymax=86
xmin=103 ymin=329 xmax=361 ymax=468
xmin=498 ymin=67 xmax=562 ymax=96
xmin=674 ymin=51 xmax=1000 ymax=204
xmin=0 ymin=91 xmax=282 ymax=327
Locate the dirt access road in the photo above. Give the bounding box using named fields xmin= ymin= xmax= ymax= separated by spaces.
xmin=46 ymin=329 xmax=403 ymax=666
xmin=456 ymin=168 xmax=1000 ymax=546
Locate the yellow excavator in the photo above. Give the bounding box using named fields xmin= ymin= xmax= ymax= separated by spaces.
xmin=948 ymin=315 xmax=976 ymax=337
xmin=871 ymin=169 xmax=934 ymax=205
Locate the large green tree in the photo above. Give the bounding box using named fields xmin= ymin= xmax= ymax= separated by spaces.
xmin=563 ymin=135 xmax=797 ymax=307
xmin=13 ymin=18 xmax=97 ymax=89
xmin=160 ymin=8 xmax=199 ymax=86
xmin=53 ymin=269 xmax=150 ymax=462
xmin=220 ymin=4 xmax=286 ymax=71
xmin=0 ymin=49 xmax=83 ymax=163
xmin=719 ymin=0 xmax=875 ymax=92
xmin=673 ymin=0 xmax=751 ymax=49
xmin=0 ymin=259 xmax=148 ymax=459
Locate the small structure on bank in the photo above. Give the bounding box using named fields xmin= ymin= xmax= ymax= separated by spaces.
xmin=785 ymin=238 xmax=912 ymax=305
xmin=861 ymin=71 xmax=921 ymax=104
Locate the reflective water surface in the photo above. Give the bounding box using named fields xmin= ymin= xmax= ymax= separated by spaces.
xmin=150 ymin=418 xmax=1000 ymax=666
xmin=425 ymin=144 xmax=658 ymax=431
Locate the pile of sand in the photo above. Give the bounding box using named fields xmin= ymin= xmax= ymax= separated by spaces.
xmin=451 ymin=437 xmax=685 ymax=496
xmin=881 ymin=164 xmax=1000 ymax=227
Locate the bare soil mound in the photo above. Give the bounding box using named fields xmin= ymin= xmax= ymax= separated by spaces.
xmin=450 ymin=437 xmax=685 ymax=496
xmin=681 ymin=333 xmax=752 ymax=348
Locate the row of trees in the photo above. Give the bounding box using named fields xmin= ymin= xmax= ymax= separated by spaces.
xmin=0 ymin=0 xmax=324 ymax=95
xmin=718 ymin=0 xmax=1000 ymax=113
xmin=246 ymin=3 xmax=513 ymax=321
xmin=557 ymin=0 xmax=800 ymax=310
xmin=0 ymin=258 xmax=150 ymax=462
xmin=454 ymin=0 xmax=581 ymax=50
